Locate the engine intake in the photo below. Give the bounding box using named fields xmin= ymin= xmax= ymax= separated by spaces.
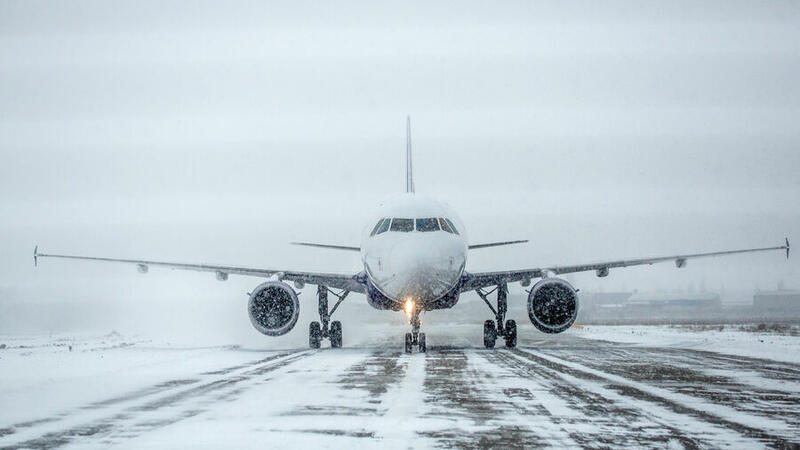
xmin=527 ymin=278 xmax=579 ymax=334
xmin=248 ymin=281 xmax=300 ymax=336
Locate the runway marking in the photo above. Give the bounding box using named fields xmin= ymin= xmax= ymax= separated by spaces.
xmin=512 ymin=347 xmax=798 ymax=448
xmin=0 ymin=350 xmax=311 ymax=450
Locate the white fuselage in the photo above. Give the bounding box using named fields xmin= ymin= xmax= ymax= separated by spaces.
xmin=360 ymin=194 xmax=468 ymax=309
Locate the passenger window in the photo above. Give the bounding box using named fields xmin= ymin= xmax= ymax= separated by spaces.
xmin=416 ymin=218 xmax=440 ymax=232
xmin=389 ymin=218 xmax=414 ymax=232
xmin=370 ymin=218 xmax=386 ymax=237
xmin=376 ymin=218 xmax=391 ymax=235
xmin=444 ymin=218 xmax=459 ymax=235
xmin=439 ymin=218 xmax=454 ymax=234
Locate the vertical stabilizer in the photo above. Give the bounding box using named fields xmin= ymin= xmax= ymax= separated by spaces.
xmin=406 ymin=116 xmax=415 ymax=193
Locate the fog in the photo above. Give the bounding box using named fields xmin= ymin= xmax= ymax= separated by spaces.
xmin=1 ymin=1 xmax=798 ymax=343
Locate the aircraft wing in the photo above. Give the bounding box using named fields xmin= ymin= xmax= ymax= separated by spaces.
xmin=461 ymin=238 xmax=789 ymax=292
xmin=468 ymin=240 xmax=528 ymax=250
xmin=33 ymin=247 xmax=366 ymax=293
xmin=291 ymin=242 xmax=360 ymax=251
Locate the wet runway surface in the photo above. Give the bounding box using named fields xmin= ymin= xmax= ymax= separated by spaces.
xmin=1 ymin=331 xmax=798 ymax=449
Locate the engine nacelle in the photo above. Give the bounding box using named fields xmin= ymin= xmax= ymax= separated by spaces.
xmin=248 ymin=281 xmax=300 ymax=336
xmin=527 ymin=278 xmax=579 ymax=334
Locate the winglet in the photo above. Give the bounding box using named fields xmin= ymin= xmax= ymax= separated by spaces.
xmin=406 ymin=115 xmax=414 ymax=194
xmin=33 ymin=245 xmax=39 ymax=267
xmin=787 ymin=237 xmax=791 ymax=259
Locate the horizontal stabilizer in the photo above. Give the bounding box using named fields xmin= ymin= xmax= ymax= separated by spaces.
xmin=468 ymin=240 xmax=528 ymax=250
xmin=291 ymin=242 xmax=361 ymax=251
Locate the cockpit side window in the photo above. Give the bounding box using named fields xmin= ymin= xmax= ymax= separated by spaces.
xmin=439 ymin=218 xmax=454 ymax=234
xmin=389 ymin=218 xmax=414 ymax=232
xmin=376 ymin=218 xmax=391 ymax=235
xmin=416 ymin=218 xmax=440 ymax=232
xmin=441 ymin=218 xmax=460 ymax=235
xmin=445 ymin=218 xmax=460 ymax=235
xmin=370 ymin=218 xmax=386 ymax=237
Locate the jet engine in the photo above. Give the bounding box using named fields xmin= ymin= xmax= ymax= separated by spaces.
xmin=527 ymin=278 xmax=579 ymax=334
xmin=248 ymin=281 xmax=300 ymax=336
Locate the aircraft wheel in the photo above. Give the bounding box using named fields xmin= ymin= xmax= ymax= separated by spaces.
xmin=483 ymin=320 xmax=497 ymax=349
xmin=330 ymin=321 xmax=342 ymax=348
xmin=309 ymin=321 xmax=322 ymax=349
xmin=504 ymin=319 xmax=517 ymax=348
xmin=404 ymin=333 xmax=413 ymax=354
xmin=419 ymin=333 xmax=427 ymax=353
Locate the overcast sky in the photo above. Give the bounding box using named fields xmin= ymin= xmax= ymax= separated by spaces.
xmin=1 ymin=1 xmax=798 ymax=337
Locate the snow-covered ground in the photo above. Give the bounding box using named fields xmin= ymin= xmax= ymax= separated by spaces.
xmin=572 ymin=324 xmax=800 ymax=364
xmin=1 ymin=325 xmax=798 ymax=449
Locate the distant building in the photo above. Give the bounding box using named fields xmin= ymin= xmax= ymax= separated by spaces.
xmin=753 ymin=290 xmax=800 ymax=311
xmin=579 ymin=292 xmax=632 ymax=308
xmin=627 ymin=292 xmax=722 ymax=309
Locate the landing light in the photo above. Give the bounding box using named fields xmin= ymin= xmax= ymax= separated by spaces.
xmin=404 ymin=298 xmax=415 ymax=315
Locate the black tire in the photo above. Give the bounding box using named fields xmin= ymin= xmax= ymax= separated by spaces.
xmin=309 ymin=321 xmax=322 ymax=349
xmin=483 ymin=320 xmax=497 ymax=349
xmin=504 ymin=319 xmax=517 ymax=348
xmin=330 ymin=321 xmax=342 ymax=348
xmin=404 ymin=332 xmax=413 ymax=354
xmin=419 ymin=333 xmax=426 ymax=353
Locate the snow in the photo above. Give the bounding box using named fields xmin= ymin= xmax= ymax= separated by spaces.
xmin=0 ymin=333 xmax=274 ymax=426
xmin=1 ymin=325 xmax=798 ymax=448
xmin=572 ymin=324 xmax=800 ymax=364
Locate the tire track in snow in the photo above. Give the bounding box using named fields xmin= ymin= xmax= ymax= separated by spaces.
xmin=0 ymin=350 xmax=311 ymax=450
xmin=536 ymin=344 xmax=800 ymax=433
xmin=419 ymin=347 xmax=549 ymax=448
xmin=486 ymin=350 xmax=707 ymax=449
xmin=0 ymin=351 xmax=298 ymax=443
xmin=378 ymin=350 xmax=428 ymax=447
xmin=266 ymin=348 xmax=409 ymax=441
xmin=512 ymin=347 xmax=798 ymax=448
xmin=469 ymin=350 xmax=581 ymax=448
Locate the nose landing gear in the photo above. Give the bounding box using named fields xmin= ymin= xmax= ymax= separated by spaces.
xmin=309 ymin=285 xmax=349 ymax=349
xmin=404 ymin=304 xmax=426 ymax=354
xmin=476 ymin=283 xmax=517 ymax=349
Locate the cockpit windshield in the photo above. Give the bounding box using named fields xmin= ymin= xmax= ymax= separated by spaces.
xmin=389 ymin=218 xmax=414 ymax=232
xmin=371 ymin=217 xmax=459 ymax=235
xmin=416 ymin=218 xmax=440 ymax=232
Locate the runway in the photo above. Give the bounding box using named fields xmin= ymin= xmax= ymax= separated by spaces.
xmin=1 ymin=328 xmax=798 ymax=449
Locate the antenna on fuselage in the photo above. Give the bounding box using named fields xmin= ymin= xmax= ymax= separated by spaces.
xmin=406 ymin=116 xmax=415 ymax=193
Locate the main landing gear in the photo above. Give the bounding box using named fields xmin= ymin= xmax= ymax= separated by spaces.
xmin=404 ymin=305 xmax=426 ymax=354
xmin=476 ymin=283 xmax=517 ymax=349
xmin=309 ymin=285 xmax=350 ymax=349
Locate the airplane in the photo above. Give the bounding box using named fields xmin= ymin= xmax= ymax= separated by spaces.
xmin=34 ymin=117 xmax=790 ymax=353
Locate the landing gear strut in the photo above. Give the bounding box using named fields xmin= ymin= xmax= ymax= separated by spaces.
xmin=309 ymin=285 xmax=349 ymax=349
xmin=476 ymin=283 xmax=517 ymax=349
xmin=404 ymin=305 xmax=426 ymax=354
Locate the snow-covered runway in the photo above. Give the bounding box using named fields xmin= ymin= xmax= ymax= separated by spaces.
xmin=1 ymin=327 xmax=798 ymax=449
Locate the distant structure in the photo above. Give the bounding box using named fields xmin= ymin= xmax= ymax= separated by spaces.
xmin=627 ymin=292 xmax=722 ymax=310
xmin=753 ymin=289 xmax=800 ymax=311
xmin=577 ymin=289 xmax=800 ymax=324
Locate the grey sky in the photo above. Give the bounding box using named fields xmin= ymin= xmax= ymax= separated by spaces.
xmin=1 ymin=1 xmax=798 ymax=336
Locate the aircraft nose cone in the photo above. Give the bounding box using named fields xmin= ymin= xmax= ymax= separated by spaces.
xmin=389 ymin=244 xmax=462 ymax=301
